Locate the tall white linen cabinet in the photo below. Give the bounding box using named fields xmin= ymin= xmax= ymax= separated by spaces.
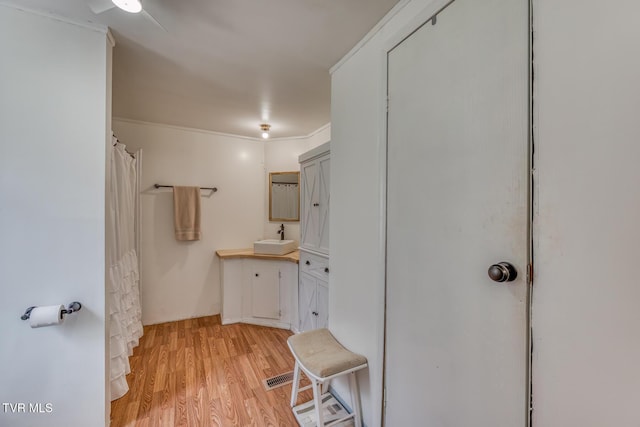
xmin=298 ymin=142 xmax=330 ymax=332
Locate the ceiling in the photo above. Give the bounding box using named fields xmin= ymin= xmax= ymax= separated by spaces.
xmin=9 ymin=0 xmax=400 ymax=138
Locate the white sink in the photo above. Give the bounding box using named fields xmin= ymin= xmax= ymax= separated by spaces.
xmin=253 ymin=239 xmax=297 ymax=255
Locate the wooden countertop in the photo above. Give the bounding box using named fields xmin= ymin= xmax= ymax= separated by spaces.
xmin=215 ymin=248 xmax=299 ymax=264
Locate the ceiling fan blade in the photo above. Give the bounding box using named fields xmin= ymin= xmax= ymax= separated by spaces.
xmin=142 ymin=9 xmax=167 ymax=32
xmin=85 ymin=0 xmax=115 ymax=14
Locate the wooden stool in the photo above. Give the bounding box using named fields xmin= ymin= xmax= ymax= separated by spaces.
xmin=287 ymin=328 xmax=368 ymax=427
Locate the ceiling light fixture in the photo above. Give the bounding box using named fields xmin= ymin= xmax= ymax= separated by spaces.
xmin=260 ymin=123 xmax=271 ymax=139
xmin=112 ymin=0 xmax=142 ymax=13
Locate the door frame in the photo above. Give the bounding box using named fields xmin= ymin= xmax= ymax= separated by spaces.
xmin=378 ymin=0 xmax=534 ymax=424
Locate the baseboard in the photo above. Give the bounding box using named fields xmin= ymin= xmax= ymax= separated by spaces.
xmin=241 ymin=317 xmax=291 ymax=330
xmin=221 ymin=317 xmax=242 ymax=325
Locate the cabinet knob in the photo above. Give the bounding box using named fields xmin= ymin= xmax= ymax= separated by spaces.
xmin=324 ymin=267 xmax=329 ymax=273
xmin=255 ymin=273 xmax=259 ymax=277
xmin=312 ymin=311 xmax=318 ymax=316
xmin=313 ymin=203 xmax=320 ymax=207
xmin=305 ymin=260 xmax=310 ymax=265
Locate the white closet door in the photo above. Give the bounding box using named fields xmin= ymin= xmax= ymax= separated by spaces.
xmin=385 ymin=0 xmax=530 ymax=425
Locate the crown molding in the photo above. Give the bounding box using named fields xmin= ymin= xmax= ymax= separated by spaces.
xmin=113 ymin=117 xmax=331 ymax=143
xmin=0 ymin=1 xmax=108 ymax=34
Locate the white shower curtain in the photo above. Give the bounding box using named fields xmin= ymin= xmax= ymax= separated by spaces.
xmin=107 ymin=135 xmax=143 ymax=401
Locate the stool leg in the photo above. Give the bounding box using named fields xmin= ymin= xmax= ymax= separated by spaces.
xmin=290 ymin=361 xmax=301 ymax=407
xmin=325 ymin=378 xmax=333 ymax=395
xmin=312 ymin=379 xmax=324 ymax=427
xmin=349 ymin=372 xmax=363 ymax=427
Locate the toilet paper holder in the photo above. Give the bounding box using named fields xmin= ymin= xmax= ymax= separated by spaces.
xmin=21 ymin=302 xmax=82 ymax=321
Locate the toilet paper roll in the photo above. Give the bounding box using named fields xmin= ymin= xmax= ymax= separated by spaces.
xmin=29 ymin=305 xmax=65 ymax=328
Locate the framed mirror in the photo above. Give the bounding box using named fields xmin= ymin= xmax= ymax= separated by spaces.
xmin=269 ymin=171 xmax=300 ymax=221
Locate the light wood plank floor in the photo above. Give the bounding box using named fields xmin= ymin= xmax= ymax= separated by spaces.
xmin=110 ymin=315 xmax=312 ymax=426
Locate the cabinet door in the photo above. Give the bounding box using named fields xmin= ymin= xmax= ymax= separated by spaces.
xmin=316 ymin=279 xmax=329 ymax=330
xmin=250 ymin=262 xmax=280 ymax=319
xmin=317 ymin=154 xmax=330 ymax=254
xmin=300 ymin=160 xmax=319 ymax=250
xmin=298 ymin=272 xmax=317 ymax=332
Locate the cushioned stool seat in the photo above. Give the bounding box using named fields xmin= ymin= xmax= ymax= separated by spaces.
xmin=287 ymin=328 xmax=367 ymax=427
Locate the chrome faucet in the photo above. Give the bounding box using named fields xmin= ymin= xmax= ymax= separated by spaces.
xmin=277 ymin=224 xmax=285 ymax=240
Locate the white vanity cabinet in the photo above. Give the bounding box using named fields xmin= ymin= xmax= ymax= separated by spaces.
xmin=217 ymin=250 xmax=298 ymax=330
xmin=300 ymin=142 xmax=330 ymax=254
xmin=298 ymin=141 xmax=330 ymax=333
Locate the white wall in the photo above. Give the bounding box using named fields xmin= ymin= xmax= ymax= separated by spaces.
xmin=113 ymin=119 xmax=265 ymax=325
xmin=531 ymin=1 xmax=640 ymax=425
xmin=263 ymin=124 xmax=331 ymax=241
xmin=0 ymin=6 xmax=109 ymax=427
xmin=329 ymin=1 xmax=443 ymax=425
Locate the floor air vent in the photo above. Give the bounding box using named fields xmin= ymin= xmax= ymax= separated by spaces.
xmin=263 ymin=371 xmax=294 ymax=391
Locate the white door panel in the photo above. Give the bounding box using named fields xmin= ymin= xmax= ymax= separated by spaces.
xmin=299 ymin=272 xmax=317 ymax=332
xmin=251 ymin=261 xmax=280 ymax=319
xmin=385 ymin=0 xmax=530 ymax=425
xmin=317 ymin=155 xmax=330 ymax=253
xmin=316 ymin=280 xmax=329 ymax=330
xmin=301 ymin=162 xmax=319 ymax=249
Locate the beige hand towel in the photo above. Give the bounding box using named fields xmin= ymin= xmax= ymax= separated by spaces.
xmin=173 ymin=186 xmax=201 ymax=241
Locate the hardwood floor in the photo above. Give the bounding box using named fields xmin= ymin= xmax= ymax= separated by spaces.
xmin=110 ymin=315 xmax=312 ymax=426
